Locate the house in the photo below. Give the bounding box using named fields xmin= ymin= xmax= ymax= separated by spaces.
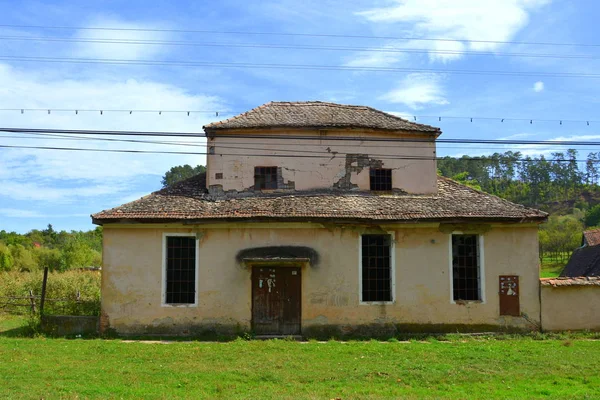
xmin=92 ymin=101 xmax=548 ymax=337
xmin=560 ymin=228 xmax=600 ymax=277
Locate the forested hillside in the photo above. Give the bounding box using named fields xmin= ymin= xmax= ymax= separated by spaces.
xmin=438 ymin=149 xmax=600 ymax=212
xmin=0 ymin=225 xmax=102 ymax=272
xmin=438 ymin=149 xmax=600 ymax=270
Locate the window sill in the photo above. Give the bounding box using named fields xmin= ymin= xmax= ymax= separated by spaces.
xmin=452 ymin=300 xmax=484 ymax=305
xmin=359 ymin=301 xmax=395 ymax=306
xmin=161 ymin=303 xmax=198 ymax=308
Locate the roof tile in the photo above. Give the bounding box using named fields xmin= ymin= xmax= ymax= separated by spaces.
xmin=92 ymin=173 xmax=547 ymax=223
xmin=203 ymin=101 xmax=440 ymax=133
xmin=540 ymin=277 xmax=600 ymax=287
xmin=584 ymin=228 xmax=600 ymax=246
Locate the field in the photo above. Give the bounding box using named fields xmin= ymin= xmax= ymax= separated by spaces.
xmin=1 ymin=316 xmax=599 ymax=399
xmin=541 ymin=255 xmax=567 ymax=278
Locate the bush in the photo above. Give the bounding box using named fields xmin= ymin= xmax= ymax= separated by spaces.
xmin=0 ymin=270 xmax=101 ymax=316
xmin=10 ymin=244 xmax=37 ymax=271
xmin=585 ymin=204 xmax=600 ymax=227
xmin=33 ymin=247 xmax=62 ymax=271
xmin=0 ymin=243 xmax=13 ymax=271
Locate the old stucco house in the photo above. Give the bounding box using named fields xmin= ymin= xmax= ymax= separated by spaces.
xmin=92 ymin=101 xmax=547 ymax=337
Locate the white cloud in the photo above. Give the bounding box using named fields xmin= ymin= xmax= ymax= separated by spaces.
xmin=0 ymin=208 xmax=88 ymax=218
xmin=0 ymin=62 xmax=223 ymax=205
xmin=0 ymin=208 xmax=45 ymax=218
xmin=72 ymin=16 xmax=173 ymax=60
xmin=344 ymin=42 xmax=409 ymax=68
xmin=533 ymin=81 xmax=545 ymax=92
xmin=356 ymin=0 xmax=551 ymax=60
xmin=499 ymin=133 xmax=536 ymax=140
xmin=379 ymin=73 xmax=449 ymax=109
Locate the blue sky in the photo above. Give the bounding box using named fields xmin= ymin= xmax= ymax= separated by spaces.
xmin=0 ymin=0 xmax=599 ymax=232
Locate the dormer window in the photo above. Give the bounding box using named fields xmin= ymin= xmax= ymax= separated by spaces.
xmin=370 ymin=168 xmax=392 ymax=191
xmin=254 ymin=166 xmax=278 ymax=190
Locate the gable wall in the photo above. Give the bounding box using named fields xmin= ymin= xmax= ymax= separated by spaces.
xmin=101 ymin=223 xmax=541 ymax=336
xmin=206 ymin=128 xmax=437 ymax=194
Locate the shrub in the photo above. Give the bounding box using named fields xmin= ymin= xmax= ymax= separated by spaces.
xmin=33 ymin=247 xmax=62 ymax=271
xmin=0 ymin=243 xmax=14 ymax=271
xmin=0 ymin=270 xmax=100 ymax=316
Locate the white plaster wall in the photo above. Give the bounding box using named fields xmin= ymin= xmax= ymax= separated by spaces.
xmin=541 ymin=286 xmax=600 ymax=331
xmin=102 ymin=223 xmax=541 ymax=334
xmin=206 ymin=129 xmax=437 ymax=194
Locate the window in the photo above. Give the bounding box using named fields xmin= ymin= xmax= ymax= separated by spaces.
xmin=164 ymin=236 xmax=197 ymax=305
xmin=370 ymin=168 xmax=392 ymax=191
xmin=361 ymin=234 xmax=393 ymax=302
xmin=254 ymin=166 xmax=278 ymax=190
xmin=451 ymin=234 xmax=481 ymax=301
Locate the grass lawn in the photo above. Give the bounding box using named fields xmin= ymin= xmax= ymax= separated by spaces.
xmin=541 ymin=256 xmax=567 ymax=278
xmin=1 ymin=315 xmax=599 ymax=400
xmin=540 ymin=261 xmax=566 ymax=278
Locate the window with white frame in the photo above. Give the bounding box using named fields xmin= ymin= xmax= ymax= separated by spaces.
xmin=451 ymin=234 xmax=481 ymax=301
xmin=361 ymin=234 xmax=393 ymax=302
xmin=164 ymin=236 xmax=197 ymax=304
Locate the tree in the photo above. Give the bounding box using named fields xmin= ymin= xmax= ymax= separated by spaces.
xmin=0 ymin=242 xmax=14 ymax=271
xmin=585 ymin=204 xmax=600 ymax=227
xmin=450 ymin=171 xmax=482 ymax=190
xmin=161 ymin=165 xmax=206 ymax=187
xmin=539 ymin=214 xmax=583 ymax=263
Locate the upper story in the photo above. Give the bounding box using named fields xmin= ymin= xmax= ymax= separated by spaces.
xmin=203 ymin=101 xmax=442 ymax=195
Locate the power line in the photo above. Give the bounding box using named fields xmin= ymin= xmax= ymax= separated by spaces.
xmin=6 ymin=126 xmax=600 ymax=146
xmin=1 ymin=35 xmax=598 ymax=60
xmin=6 ymin=132 xmax=600 ymax=154
xmin=0 ymin=142 xmax=596 ymax=162
xmin=2 ymin=55 xmax=600 ymax=79
xmin=0 ymin=23 xmax=599 ymax=48
xmin=1 ymin=108 xmax=600 ymax=126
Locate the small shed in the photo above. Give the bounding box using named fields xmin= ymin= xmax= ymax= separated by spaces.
xmin=561 ymin=229 xmax=600 ymax=277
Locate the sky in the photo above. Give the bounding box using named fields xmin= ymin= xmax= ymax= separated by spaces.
xmin=0 ymin=0 xmax=600 ymax=232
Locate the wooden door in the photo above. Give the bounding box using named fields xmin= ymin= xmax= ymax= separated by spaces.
xmin=499 ymin=275 xmax=520 ymax=316
xmin=252 ymin=267 xmax=301 ymax=335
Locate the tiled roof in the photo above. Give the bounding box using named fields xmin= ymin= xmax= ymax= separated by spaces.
xmin=540 ymin=277 xmax=600 ymax=287
xmin=560 ymin=245 xmax=600 ymax=277
xmin=203 ymin=101 xmax=440 ymax=133
xmin=92 ymin=173 xmax=547 ymax=224
xmin=583 ymin=229 xmax=600 ymax=246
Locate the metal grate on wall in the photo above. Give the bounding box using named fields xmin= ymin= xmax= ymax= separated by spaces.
xmin=254 ymin=166 xmax=278 ymax=190
xmin=166 ymin=236 xmax=196 ymax=304
xmin=370 ymin=168 xmax=392 ymax=191
xmin=361 ymin=234 xmax=392 ymax=302
xmin=452 ymin=234 xmax=480 ymax=301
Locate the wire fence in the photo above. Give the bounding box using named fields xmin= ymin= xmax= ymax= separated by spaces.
xmin=0 ymin=268 xmax=100 ymax=317
xmin=0 ymin=292 xmax=99 ymax=316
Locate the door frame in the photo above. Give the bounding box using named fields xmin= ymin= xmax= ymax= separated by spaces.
xmin=250 ymin=263 xmax=303 ymax=335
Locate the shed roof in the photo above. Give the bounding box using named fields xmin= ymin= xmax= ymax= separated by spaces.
xmin=203 ymin=101 xmax=440 ymax=134
xmin=583 ymin=228 xmax=600 ymax=246
xmin=92 ymin=173 xmax=547 ymax=224
xmin=560 ymin=245 xmax=600 ymax=277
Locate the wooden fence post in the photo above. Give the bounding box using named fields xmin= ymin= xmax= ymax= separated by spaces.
xmin=29 ymin=290 xmax=36 ymax=314
xmin=40 ymin=267 xmax=48 ymax=317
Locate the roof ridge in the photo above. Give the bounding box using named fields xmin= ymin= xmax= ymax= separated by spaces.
xmin=202 ymin=100 xmax=441 ymax=133
xmin=203 ymin=102 xmax=275 ymax=128
xmin=363 ymin=105 xmax=440 ymax=131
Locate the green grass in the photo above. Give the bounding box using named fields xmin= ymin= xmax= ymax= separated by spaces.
xmin=541 ymin=261 xmax=566 ymax=278
xmin=1 ymin=317 xmax=599 ymax=400
xmin=541 ymin=255 xmax=567 ymax=278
